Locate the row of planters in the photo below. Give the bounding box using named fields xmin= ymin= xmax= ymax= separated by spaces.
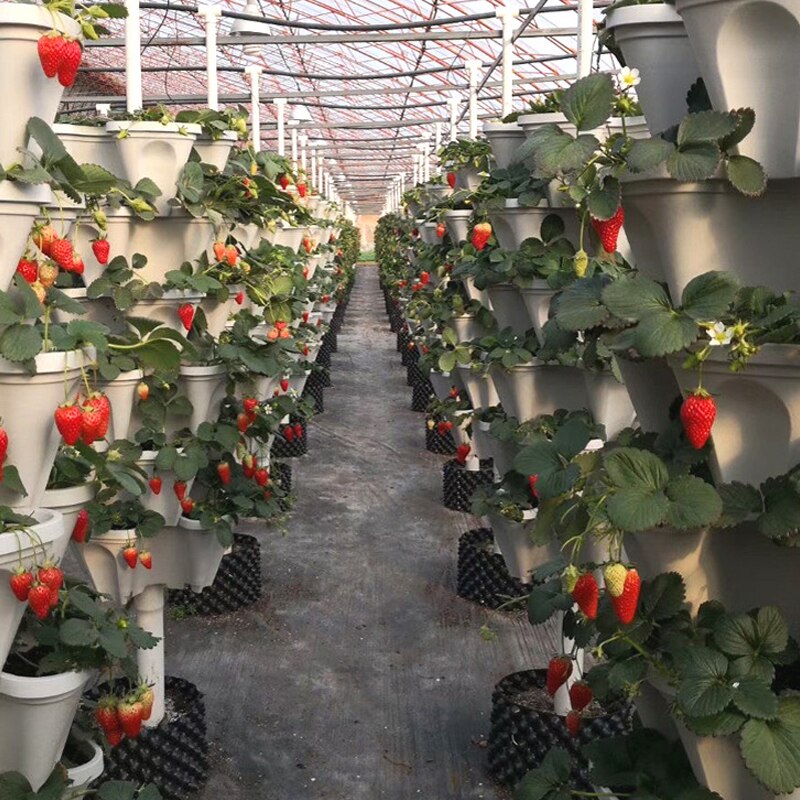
xmin=376 ymin=34 xmax=800 ymax=798
xmin=0 ymin=9 xmax=359 ymax=794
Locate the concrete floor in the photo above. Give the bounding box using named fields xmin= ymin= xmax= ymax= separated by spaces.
xmin=166 ymin=265 xmax=555 ymax=800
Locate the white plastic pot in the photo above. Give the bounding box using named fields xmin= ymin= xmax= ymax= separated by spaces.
xmin=64 ymin=738 xmax=104 ymax=790
xmin=455 ymin=166 xmax=484 ymax=192
xmin=463 ymin=276 xmax=492 ymax=310
xmin=132 ymin=451 xmax=194 ymax=527
xmin=105 ymin=121 xmax=200 ymax=215
xmin=429 ymin=370 xmax=464 ymax=402
xmin=488 ymin=509 xmax=559 ymax=581
xmin=178 ymin=363 xmax=229 ymax=432
xmin=41 ymin=482 xmax=96 ymax=536
xmin=199 ymin=289 xmax=241 ymax=338
xmin=0 ymin=4 xmax=79 ymax=168
xmin=456 ymin=365 xmax=500 ymax=410
xmin=0 ymin=667 xmax=90 ymax=790
xmin=419 ymin=221 xmax=440 ymax=246
xmin=492 ymin=362 xmax=589 ymax=423
xmin=483 ymin=121 xmax=526 ymax=169
xmin=442 ymin=209 xmax=473 ymax=244
xmin=273 ymin=225 xmax=305 ymax=253
xmin=488 ymin=199 xmax=579 ymax=252
xmin=616 ymin=356 xmax=682 ymax=436
xmin=622 ymin=170 xmax=800 ymax=300
xmin=451 ymin=314 xmax=485 ymax=344
xmin=485 ymin=283 xmax=531 ymax=338
xmin=670 ymin=344 xmax=800 ymax=486
xmin=517 ymin=111 xmax=571 ymax=139
xmin=0 ymin=349 xmax=92 ymax=508
xmin=0 ymin=182 xmax=53 ymax=292
xmin=676 ymin=0 xmax=800 ymax=178
xmin=519 ymin=281 xmax=556 ymax=345
xmin=52 ymin=124 xmax=122 ymax=174
xmin=606 ymin=4 xmax=702 ymax=136
xmin=100 ymin=368 xmax=144 ymax=443
xmin=583 ymin=368 xmax=637 ymax=439
xmin=192 ymin=130 xmax=237 ymax=171
xmin=129 ymin=289 xmax=204 ymax=334
xmin=0 ymin=509 xmax=67 ymax=677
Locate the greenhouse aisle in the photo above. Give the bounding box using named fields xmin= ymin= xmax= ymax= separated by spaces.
xmin=167 ymin=264 xmax=554 ymax=800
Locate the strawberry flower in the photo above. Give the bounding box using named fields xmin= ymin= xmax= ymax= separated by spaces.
xmin=707 ymin=321 xmax=734 ymax=346
xmin=618 ymin=67 xmax=641 ymax=89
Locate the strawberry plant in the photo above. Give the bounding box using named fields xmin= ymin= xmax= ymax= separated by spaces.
xmin=473 ymin=163 xmax=549 ymax=210
xmin=175 ymin=106 xmax=249 ymax=141
xmin=472 ymin=472 xmax=539 ymax=523
xmin=437 ymin=138 xmax=492 ymax=173
xmin=0 ymin=770 xmax=161 ymax=800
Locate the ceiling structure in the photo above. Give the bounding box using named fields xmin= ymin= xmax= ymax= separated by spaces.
xmin=65 ymin=0 xmax=613 ymax=214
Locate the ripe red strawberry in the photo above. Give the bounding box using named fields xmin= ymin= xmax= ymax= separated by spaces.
xmin=139 ymin=550 xmax=152 ymax=570
xmin=178 ymin=303 xmax=195 ymax=331
xmin=9 ymin=569 xmax=33 ymax=602
xmin=243 ymin=397 xmax=258 ymax=414
xmin=0 ymin=426 xmax=6 ymax=465
xmin=38 ymin=565 xmax=63 ymax=594
xmin=117 ymin=696 xmax=143 ymax=739
xmin=436 ymin=223 xmax=446 ymax=239
xmin=437 ymin=422 xmax=448 ymax=436
xmin=569 ymin=681 xmax=593 ymax=712
xmin=217 ymin=462 xmax=231 ymax=485
xmin=16 ymin=258 xmax=38 ymax=284
xmin=136 ymin=382 xmax=149 ymax=401
xmin=610 ymin=567 xmax=641 ymax=625
xmin=224 ymin=245 xmax=238 ymax=266
xmin=57 ymin=38 xmax=82 ymax=88
xmin=80 ymin=402 xmax=104 ymax=445
xmin=279 ymin=174 xmax=290 ymax=190
xmin=71 ymin=254 xmax=85 ymax=275
xmin=680 ymin=389 xmax=716 ymax=450
xmin=91 ymin=238 xmax=110 ymax=265
xmin=471 ymin=222 xmax=492 ymax=252
xmin=28 ymin=583 xmax=52 ymax=619
xmin=122 ymin=546 xmax=138 ymax=569
xmin=32 ymin=225 xmax=58 ymax=256
xmin=280 ymin=378 xmax=289 ymax=392
xmin=294 ymin=423 xmax=303 ymax=438
xmin=528 ymin=474 xmax=539 ymax=498
xmin=446 ymin=171 xmax=456 ymax=189
xmin=173 ymin=481 xmax=187 ymax=501
xmin=237 ymin=412 xmax=251 ymax=433
xmin=297 ymin=183 xmax=307 ymax=198
xmin=55 ymin=403 xmax=83 ymax=446
xmin=419 ymin=271 xmax=430 ymax=285
xmin=37 ymin=33 xmax=67 ymax=78
xmin=84 ymin=393 xmax=111 ymax=439
xmin=242 ymin=453 xmax=256 ymax=478
xmin=72 ymin=509 xmax=90 ymax=543
xmin=591 ymin=206 xmax=625 ymax=254
xmin=448 ymin=387 xmax=459 ymax=399
xmin=565 ymin=710 xmax=582 ymax=737
xmin=284 ymin=425 xmax=295 ymax=442
xmin=303 ymin=345 xmax=309 ymax=356
xmin=213 ymin=241 xmax=226 ymax=262
xmin=571 ymin=573 xmax=599 ymax=620
xmin=546 ymin=656 xmax=572 ymax=696
xmin=180 ymin=497 xmax=195 ymax=515
xmin=138 ymin=684 xmax=155 ymax=721
xmin=148 ymin=475 xmax=162 ymax=495
xmin=235 ymin=290 xmax=245 ymax=305
xmin=105 ymin=728 xmax=123 ymax=747
xmin=255 ymin=467 xmax=269 ymax=487
xmin=455 ymin=444 xmax=471 ymax=465
xmin=302 ymin=310 xmax=310 ymax=324
xmin=95 ymin=696 xmax=120 ymax=735
xmin=50 ymin=238 xmax=74 ymax=270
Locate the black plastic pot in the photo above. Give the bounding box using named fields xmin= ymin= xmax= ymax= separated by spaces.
xmin=442 ymin=458 xmax=493 ymax=512
xmin=488 ymin=669 xmax=634 ymax=790
xmin=411 ymin=379 xmax=434 ymax=412
xmin=272 ymin=415 xmax=308 ymax=458
xmin=301 ymin=369 xmax=325 ymax=414
xmin=425 ymin=420 xmax=456 ymax=455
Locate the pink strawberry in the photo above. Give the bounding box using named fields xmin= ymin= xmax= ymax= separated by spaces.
xmin=139 ymin=550 xmax=152 ymax=570
xmin=608 ymin=567 xmax=641 ymax=626
xmin=471 ymin=222 xmax=492 ymax=252
xmin=217 ymin=462 xmax=231 ymax=485
xmin=122 ymin=546 xmax=138 ymax=569
xmin=591 ymin=206 xmax=625 ymax=253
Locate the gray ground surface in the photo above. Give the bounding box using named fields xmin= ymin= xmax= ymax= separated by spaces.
xmin=166 ymin=265 xmax=555 ymax=800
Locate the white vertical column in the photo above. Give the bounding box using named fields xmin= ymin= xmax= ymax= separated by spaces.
xmin=422 ymin=137 xmax=431 ymax=183
xmin=300 ymin=134 xmax=308 ymax=173
xmin=448 ymin=93 xmax=460 ymax=142
xmin=412 ymin=154 xmax=419 ymax=186
xmin=290 ymin=127 xmax=298 ymax=169
xmin=134 ymin=586 xmax=166 ymax=727
xmin=399 ymin=173 xmax=406 ymax=196
xmin=577 ymin=0 xmax=594 ymax=78
xmin=310 ymin=147 xmax=317 ymax=189
xmin=125 ymin=0 xmax=143 ymax=112
xmin=198 ymin=6 xmax=222 ymax=111
xmin=274 ymin=98 xmax=287 ymax=156
xmin=317 ymin=158 xmax=324 ymax=194
xmin=466 ymin=59 xmax=481 ymax=140
xmin=434 ymin=122 xmax=442 ymax=174
xmin=244 ymin=66 xmax=262 ymax=152
xmin=497 ymin=4 xmax=519 ymax=118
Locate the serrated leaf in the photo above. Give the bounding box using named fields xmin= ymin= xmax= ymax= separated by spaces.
xmin=632 ymin=308 xmax=698 ymax=357
xmin=740 ymin=697 xmax=800 ymax=794
xmin=607 ymin=486 xmax=670 ymax=531
xmin=731 ymin=676 xmax=779 ymax=720
xmin=665 ymin=475 xmax=723 ymax=529
xmin=0 ymin=324 xmax=42 ymax=362
xmin=626 ymin=136 xmax=674 ymax=173
xmin=681 ymin=270 xmax=739 ymax=321
xmin=667 ymin=142 xmax=721 ymax=182
xmin=555 ymin=278 xmax=609 ymax=331
xmin=677 ymin=646 xmax=731 ymax=716
xmin=677 ymin=111 xmax=737 ymax=145
xmin=58 ymin=617 xmax=98 ymax=646
xmin=641 ymin=571 xmax=686 ymax=621
xmin=560 ymin=73 xmax=615 ymax=132
xmin=602 ymin=274 xmax=670 ymax=321
xmin=717 ymin=481 xmax=763 ymax=527
xmin=587 ymin=176 xmax=621 ymax=220
xmin=604 ymin=447 xmax=670 ymax=492
xmin=726 ymin=155 xmax=767 ymax=197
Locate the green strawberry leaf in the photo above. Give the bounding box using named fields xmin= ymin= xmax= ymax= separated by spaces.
xmin=560 ymin=73 xmax=615 ymax=132
xmin=740 ymin=697 xmax=800 ymax=794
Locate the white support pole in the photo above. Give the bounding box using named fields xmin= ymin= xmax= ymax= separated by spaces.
xmin=412 ymin=154 xmax=419 ymax=186
xmin=422 ymin=137 xmax=431 ymax=183
xmin=466 ymin=59 xmax=481 ymax=140
xmin=125 ymin=0 xmax=143 ymax=113
xmin=400 ymin=173 xmax=406 ymax=196
xmin=300 ymin=134 xmax=308 ymax=173
xmin=434 ymin=122 xmax=442 ymax=174
xmin=448 ymin=93 xmax=460 ymax=142
xmin=497 ymin=4 xmax=519 ymax=119
xmin=198 ymin=6 xmax=222 ymax=111
xmin=244 ymin=66 xmax=262 ymax=152
xmin=317 ymin=158 xmax=324 ymax=194
xmin=274 ymin=98 xmax=287 ymax=156
xmin=310 ymin=148 xmax=317 ymax=189
xmin=290 ymin=127 xmax=298 ymax=169
xmin=576 ymin=0 xmax=594 ymax=78
xmin=134 ymin=585 xmax=166 ymax=728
